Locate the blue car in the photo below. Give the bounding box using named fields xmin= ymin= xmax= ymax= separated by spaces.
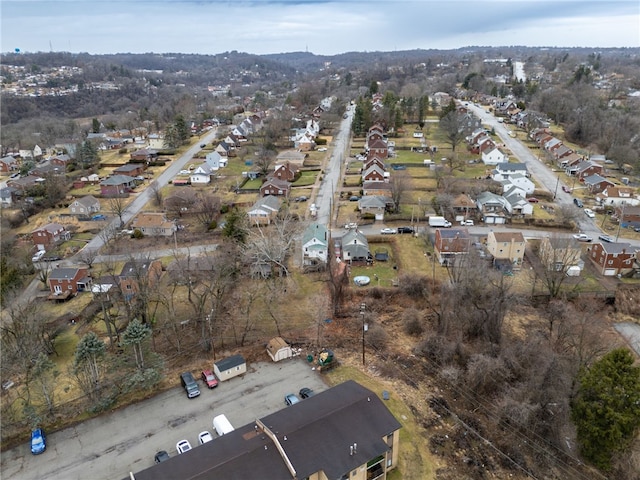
xmin=30 ymin=428 xmax=46 ymax=455
xmin=91 ymin=214 xmax=107 ymax=221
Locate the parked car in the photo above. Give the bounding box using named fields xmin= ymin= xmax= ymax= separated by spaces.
xmin=460 ymin=220 xmax=474 ymax=226
xmin=380 ymin=228 xmax=397 ymax=235
xmin=299 ymin=387 xmax=315 ymax=399
xmin=41 ymin=255 xmax=62 ymax=262
xmin=198 ymin=431 xmax=213 ymax=444
xmin=176 ymin=439 xmax=192 ymax=454
xmin=584 ymin=208 xmax=595 ymax=218
xmin=284 ymin=393 xmax=300 ymax=406
xmin=31 ymin=250 xmax=46 ymax=262
xmin=317 ymin=147 xmax=327 ymax=152
xmin=397 ymin=226 xmax=414 ymax=234
xmin=200 ymin=143 xmax=206 ymax=148
xmin=91 ymin=214 xmax=107 ymax=221
xmin=598 ymin=234 xmax=614 ymax=243
xmin=573 ymin=198 xmax=584 ymax=208
xmin=344 ymin=222 xmax=357 ymax=229
xmin=572 ymin=233 xmax=592 ymax=242
xmin=349 ymin=195 xmax=360 ymax=201
xmin=562 ymin=185 xmax=571 ymax=193
xmin=201 ymin=370 xmax=218 ymax=389
xmin=30 ymin=428 xmax=46 ymax=455
xmin=180 ymin=371 xmax=200 ymax=398
xmin=154 ymin=450 xmax=170 ymax=463
xmin=294 ymin=196 xmax=308 ymax=202
xmin=179 ymin=170 xmax=190 ymax=175
xmin=527 ymin=197 xmax=540 ymax=203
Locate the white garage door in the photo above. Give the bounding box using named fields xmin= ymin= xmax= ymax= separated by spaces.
xmin=603 ymin=268 xmax=617 ymax=276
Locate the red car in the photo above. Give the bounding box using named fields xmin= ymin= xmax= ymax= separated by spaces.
xmin=527 ymin=197 xmax=540 ymax=203
xmin=562 ymin=186 xmax=571 ymax=193
xmin=201 ymin=370 xmax=218 ymax=388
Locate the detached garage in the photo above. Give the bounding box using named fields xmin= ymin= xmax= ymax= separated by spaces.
xmin=214 ymin=354 xmax=247 ymax=382
xmin=266 ymin=337 xmax=293 ymax=362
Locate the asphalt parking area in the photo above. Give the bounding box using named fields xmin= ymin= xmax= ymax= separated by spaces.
xmin=0 ymin=359 xmax=328 ymax=480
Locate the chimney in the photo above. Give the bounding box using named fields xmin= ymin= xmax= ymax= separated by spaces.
xmin=353 ymin=443 xmax=357 ymax=453
xmin=350 ymin=446 xmax=353 ymax=456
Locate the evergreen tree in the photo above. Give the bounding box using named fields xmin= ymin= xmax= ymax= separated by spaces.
xmin=122 ymin=318 xmax=151 ymax=369
xmin=91 ymin=118 xmax=101 ymax=134
xmin=571 ymin=348 xmax=640 ymax=470
xmin=174 ymin=115 xmax=189 ymax=144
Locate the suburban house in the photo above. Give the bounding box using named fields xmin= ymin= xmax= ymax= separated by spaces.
xmin=69 ymin=195 xmax=101 ymax=217
xmin=596 ymin=186 xmax=639 ymax=207
xmin=486 ymin=231 xmax=526 ymax=270
xmin=367 ymin=138 xmax=389 ymax=159
xmin=341 ymin=229 xmax=372 ymax=264
xmin=452 ymin=194 xmax=478 ymax=217
xmin=582 ymin=174 xmax=615 ymax=194
xmin=32 ymin=223 xmax=71 ymax=250
xmin=497 ymin=174 xmax=535 ymax=196
xmin=19 ymin=144 xmax=43 ymax=160
xmin=481 ymin=147 xmax=506 ymax=165
xmin=113 ymin=163 xmax=146 ymax=177
xmin=272 ymin=162 xmax=299 ymax=182
xmin=54 ymin=139 xmax=79 ymax=158
xmin=558 ymin=152 xmax=583 ymax=168
xmin=493 ymin=162 xmax=529 ymax=180
xmin=363 ymin=156 xmax=386 ymax=171
xmin=100 ymin=175 xmax=136 ymax=197
xmin=0 ymin=155 xmax=19 ymax=173
xmin=0 ymin=187 xmax=18 ymax=206
xmin=247 ymin=195 xmax=281 ymax=226
xmin=214 ymin=354 xmax=247 ymax=382
xmin=190 ymin=156 xmax=224 ymax=184
xmin=434 ymin=228 xmax=471 ymax=265
xmin=302 ymin=223 xmax=329 ymax=270
xmin=205 ymin=151 xmax=227 ymax=169
xmin=146 ymin=134 xmax=165 ymax=150
xmin=48 ymin=267 xmax=91 ymax=298
xmin=504 ymin=188 xmax=534 ymax=216
xmin=260 ymin=177 xmax=291 ymax=197
xmin=362 ymin=164 xmax=387 ymax=182
xmin=131 ymin=213 xmax=176 ymax=237
xmin=574 ymin=161 xmax=604 ymax=181
xmin=276 ymin=150 xmax=306 ymax=168
xmin=358 ymin=196 xmax=389 ymax=220
xmin=589 ymin=242 xmax=637 ymax=276
xmin=132 ymin=380 xmax=401 ymax=480
xmin=30 ymin=162 xmax=65 ymax=177
xmin=7 ymin=175 xmax=42 ymax=193
xmin=363 ymin=181 xmax=392 ymax=197
xmin=476 ymin=191 xmax=510 ymax=224
xmin=129 ymin=148 xmax=157 ymax=162
xmin=118 ymin=259 xmax=163 ymax=300
xmin=616 ymin=205 xmax=640 ymax=228
xmin=539 ymin=236 xmax=583 ymax=272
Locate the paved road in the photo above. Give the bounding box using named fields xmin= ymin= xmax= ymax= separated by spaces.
xmin=315 ymin=104 xmax=353 ymax=227
xmin=0 ymin=359 xmax=328 ymax=480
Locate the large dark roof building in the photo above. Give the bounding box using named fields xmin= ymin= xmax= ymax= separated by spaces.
xmin=129 ymin=380 xmax=401 ymax=480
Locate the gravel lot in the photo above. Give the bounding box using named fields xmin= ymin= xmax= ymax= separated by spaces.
xmin=0 ymin=359 xmax=328 ymax=480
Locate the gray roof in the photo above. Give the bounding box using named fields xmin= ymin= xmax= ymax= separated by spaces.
xmin=598 ymin=242 xmax=635 ymax=254
xmin=49 ymin=268 xmax=84 ymax=281
xmin=583 ymin=174 xmax=612 ymax=185
xmin=214 ymin=354 xmax=246 ymax=371
xmin=496 ymin=162 xmax=528 ymax=172
xmin=131 ymin=380 xmax=401 ymax=480
xmin=100 ymin=175 xmax=135 ymax=186
xmin=302 ymin=223 xmax=328 ymax=246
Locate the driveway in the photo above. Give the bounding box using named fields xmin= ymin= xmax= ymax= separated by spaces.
xmin=0 ymin=359 xmax=328 ymax=480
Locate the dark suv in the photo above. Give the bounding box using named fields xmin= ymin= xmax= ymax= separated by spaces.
xmin=573 ymin=198 xmax=583 ymax=208
xmin=180 ymin=372 xmax=200 ymax=398
xmin=397 ymin=226 xmax=414 ymax=234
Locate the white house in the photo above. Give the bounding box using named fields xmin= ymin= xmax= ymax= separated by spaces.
xmin=302 ymin=223 xmax=329 ymax=268
xmin=147 ymin=134 xmax=165 ymax=150
xmin=497 ymin=173 xmax=534 ymax=195
xmin=596 ymin=186 xmax=640 ymax=207
xmin=481 ymin=147 xmax=506 ymax=165
xmin=493 ymin=162 xmax=529 ymax=180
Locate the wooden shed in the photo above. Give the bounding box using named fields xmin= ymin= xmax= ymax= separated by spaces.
xmin=266 ymin=337 xmax=293 ymax=362
xmin=213 ymin=354 xmax=247 ymax=382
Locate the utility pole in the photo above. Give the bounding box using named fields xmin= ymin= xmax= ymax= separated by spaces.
xmin=360 ymin=303 xmax=367 ymax=366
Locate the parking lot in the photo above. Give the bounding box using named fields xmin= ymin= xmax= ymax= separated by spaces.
xmin=0 ymin=359 xmax=329 ymax=480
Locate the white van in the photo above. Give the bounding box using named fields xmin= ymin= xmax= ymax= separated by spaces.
xmin=32 ymin=250 xmax=46 ymax=262
xmin=213 ymin=414 xmax=234 ymax=436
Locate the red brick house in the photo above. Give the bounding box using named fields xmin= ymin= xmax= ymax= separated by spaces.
xmin=589 ymin=242 xmax=637 ymax=276
xmin=362 ymin=164 xmax=387 ymax=182
xmin=362 ymin=181 xmax=392 ymax=197
xmin=272 ymin=162 xmax=299 ymax=182
xmin=260 ymin=177 xmax=291 ymax=197
xmin=32 ymin=223 xmax=71 ymax=250
xmin=129 ymin=148 xmax=158 ymax=162
xmin=434 ymin=228 xmax=471 ymax=265
xmin=0 ymin=155 xmax=19 ymax=173
xmin=118 ymin=259 xmax=163 ymax=301
xmin=114 ymin=163 xmax=146 ymax=177
xmin=583 ymin=174 xmax=615 ymax=194
xmin=367 ymin=138 xmax=388 ymax=160
xmin=363 ymin=156 xmax=386 ymax=171
xmin=100 ymin=175 xmax=136 ymax=197
xmin=50 ymin=154 xmax=72 ymax=168
xmin=48 ymin=267 xmax=91 ymax=297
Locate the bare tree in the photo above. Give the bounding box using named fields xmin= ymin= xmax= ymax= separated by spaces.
xmin=78 ymin=248 xmax=99 ymax=269
xmin=149 ymin=181 xmax=163 ymax=207
xmin=535 ymin=236 xmax=583 ymax=298
xmin=244 ymin=212 xmax=302 ymax=277
xmin=390 ymin=171 xmax=411 ymax=213
xmin=193 ymin=193 xmax=222 ymax=230
xmin=439 ymin=111 xmax=466 ymax=154
xmin=109 ymin=196 xmax=129 ymax=228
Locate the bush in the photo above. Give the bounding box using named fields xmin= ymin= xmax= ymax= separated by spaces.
xmin=220 ymin=204 xmax=230 ymax=214
xmin=207 ymin=220 xmax=217 ymax=231
xmin=118 ymin=148 xmax=127 ymax=154
xmin=366 ymin=324 xmax=388 ymax=351
xmin=132 ymin=229 xmax=144 ymax=239
xmin=403 ymin=308 xmax=424 ymax=336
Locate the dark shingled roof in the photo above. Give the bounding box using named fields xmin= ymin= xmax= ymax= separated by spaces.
xmin=214 ymin=354 xmax=246 ymax=371
xmin=131 ymin=380 xmax=401 ymax=480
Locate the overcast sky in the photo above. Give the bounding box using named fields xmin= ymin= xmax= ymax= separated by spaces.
xmin=2 ymin=0 xmax=639 ymax=56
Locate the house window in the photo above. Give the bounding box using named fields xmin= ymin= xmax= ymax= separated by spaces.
xmin=126 ymin=284 xmax=132 ymax=290
xmin=608 ymin=260 xmax=613 ymax=265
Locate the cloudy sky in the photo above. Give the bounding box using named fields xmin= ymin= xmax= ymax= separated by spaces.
xmin=2 ymin=0 xmax=639 ymax=56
